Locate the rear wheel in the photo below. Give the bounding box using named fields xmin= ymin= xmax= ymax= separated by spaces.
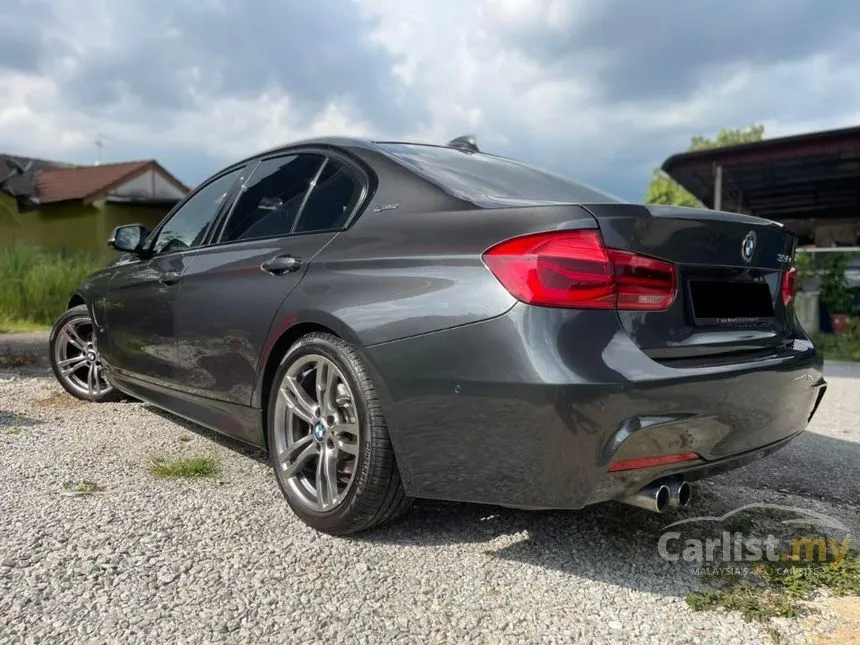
xmin=267 ymin=332 xmax=412 ymax=534
xmin=49 ymin=305 xmax=120 ymax=402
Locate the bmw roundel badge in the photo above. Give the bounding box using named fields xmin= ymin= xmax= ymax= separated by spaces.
xmin=741 ymin=231 xmax=756 ymax=263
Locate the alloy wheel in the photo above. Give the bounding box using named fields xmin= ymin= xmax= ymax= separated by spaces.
xmin=272 ymin=354 xmax=361 ymax=512
xmin=53 ymin=316 xmax=113 ymax=398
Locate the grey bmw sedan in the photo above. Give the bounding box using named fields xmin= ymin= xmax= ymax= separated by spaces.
xmin=49 ymin=135 xmax=826 ymax=534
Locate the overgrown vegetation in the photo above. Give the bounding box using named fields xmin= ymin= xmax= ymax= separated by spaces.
xmin=148 ymin=456 xmax=221 ymax=479
xmin=0 ymin=319 xmax=49 ymax=333
xmin=811 ymin=319 xmax=860 ymax=361
xmin=687 ymin=551 xmax=860 ymax=622
xmin=687 ymin=586 xmax=800 ymax=622
xmin=0 ymin=246 xmax=104 ymax=327
xmin=820 ymin=253 xmax=857 ymax=316
xmin=795 ymin=251 xmax=859 ymax=361
xmin=792 ymin=251 xmax=814 ymax=293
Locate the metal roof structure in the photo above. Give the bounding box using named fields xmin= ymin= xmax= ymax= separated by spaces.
xmin=661 ymin=125 xmax=860 ymax=221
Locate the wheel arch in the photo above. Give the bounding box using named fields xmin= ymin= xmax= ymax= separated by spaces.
xmin=67 ymin=293 xmax=86 ymax=309
xmin=254 ymin=310 xmax=364 ymax=416
xmin=254 ymin=311 xmax=402 ymax=452
xmin=255 ymin=312 xmax=405 ymax=499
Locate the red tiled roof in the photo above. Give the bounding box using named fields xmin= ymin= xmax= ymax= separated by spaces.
xmin=35 ymin=161 xmax=151 ymax=204
xmin=35 ymin=160 xmax=189 ymax=204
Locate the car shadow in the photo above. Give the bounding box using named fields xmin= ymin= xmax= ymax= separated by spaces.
xmin=349 ymin=497 xmax=711 ymax=597
xmin=0 ymin=333 xmax=50 ymax=379
xmin=350 ymin=430 xmax=860 ymax=596
xmin=0 ymin=409 xmax=44 ymax=430
xmin=712 ymin=429 xmax=860 ymax=507
xmin=142 ymin=404 xmax=269 ymax=463
xmin=137 ymin=396 xmax=858 ymax=598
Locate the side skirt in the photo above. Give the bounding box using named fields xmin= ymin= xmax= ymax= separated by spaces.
xmin=110 ymin=370 xmax=266 ymax=449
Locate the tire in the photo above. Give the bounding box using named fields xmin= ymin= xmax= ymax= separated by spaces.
xmin=267 ymin=332 xmax=412 ymax=534
xmin=49 ymin=304 xmax=121 ymax=403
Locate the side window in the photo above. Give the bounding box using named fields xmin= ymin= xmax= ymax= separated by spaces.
xmin=151 ymin=169 xmax=242 ymax=255
xmin=293 ymin=158 xmax=362 ymax=233
xmin=220 ymin=154 xmax=325 ymax=242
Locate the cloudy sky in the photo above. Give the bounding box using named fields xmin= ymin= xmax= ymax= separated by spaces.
xmin=1 ymin=0 xmax=859 ymax=198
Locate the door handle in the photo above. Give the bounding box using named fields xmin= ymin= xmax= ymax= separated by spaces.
xmin=261 ymin=255 xmax=302 ymax=275
xmin=158 ymin=271 xmax=182 ymax=285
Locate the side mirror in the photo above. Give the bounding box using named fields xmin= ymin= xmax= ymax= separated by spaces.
xmin=108 ymin=224 xmax=148 ymax=254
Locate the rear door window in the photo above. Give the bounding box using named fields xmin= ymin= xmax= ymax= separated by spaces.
xmin=220 ymin=154 xmax=326 ymax=242
xmin=293 ymin=158 xmax=363 ymax=233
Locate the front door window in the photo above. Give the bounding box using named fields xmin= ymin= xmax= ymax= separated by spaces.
xmin=151 ymin=169 xmax=243 ymax=255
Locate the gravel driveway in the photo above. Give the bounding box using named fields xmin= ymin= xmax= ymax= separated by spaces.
xmin=1 ymin=333 xmax=858 ymax=644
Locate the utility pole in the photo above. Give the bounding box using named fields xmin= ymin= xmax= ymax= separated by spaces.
xmin=94 ymin=133 xmax=108 ymax=165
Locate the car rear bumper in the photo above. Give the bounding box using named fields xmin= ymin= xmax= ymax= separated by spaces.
xmin=362 ymin=303 xmax=826 ymax=510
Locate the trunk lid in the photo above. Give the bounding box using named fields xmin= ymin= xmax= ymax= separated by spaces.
xmin=580 ymin=203 xmax=799 ymax=365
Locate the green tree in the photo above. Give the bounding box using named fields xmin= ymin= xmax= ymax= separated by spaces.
xmin=645 ymin=124 xmax=765 ymax=206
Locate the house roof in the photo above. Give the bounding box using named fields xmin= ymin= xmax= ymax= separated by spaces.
xmin=35 ymin=160 xmax=190 ymax=204
xmin=0 ymin=154 xmax=190 ymax=207
xmin=661 ymin=125 xmax=860 ymax=220
xmin=0 ymin=154 xmax=73 ymax=199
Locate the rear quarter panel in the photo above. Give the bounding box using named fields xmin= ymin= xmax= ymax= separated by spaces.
xmin=251 ymin=201 xmax=599 ymax=406
xmin=269 ymin=203 xmax=600 ymax=343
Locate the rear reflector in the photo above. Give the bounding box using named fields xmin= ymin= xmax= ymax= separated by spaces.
xmin=781 ymin=266 xmax=796 ymax=306
xmin=607 ymin=452 xmax=699 ymax=473
xmin=483 ymin=230 xmax=677 ymax=310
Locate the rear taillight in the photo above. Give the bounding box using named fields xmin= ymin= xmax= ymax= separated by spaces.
xmin=482 ymin=230 xmax=676 ymax=310
xmin=781 ymin=267 xmax=796 ymax=306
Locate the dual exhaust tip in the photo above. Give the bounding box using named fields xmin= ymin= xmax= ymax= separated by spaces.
xmin=621 ymin=479 xmax=691 ymax=513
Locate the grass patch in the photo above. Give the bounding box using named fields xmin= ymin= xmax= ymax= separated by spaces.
xmin=0 ymin=246 xmax=104 ymax=326
xmin=687 ymin=551 xmax=860 ymax=622
xmin=760 ymin=553 xmax=860 ymax=598
xmin=4 ymin=427 xmax=23 ymax=436
xmin=687 ymin=587 xmax=800 ymax=622
xmin=148 ymin=456 xmax=220 ymax=479
xmin=0 ymin=319 xmax=50 ymax=334
xmin=61 ymin=479 xmax=105 ymax=495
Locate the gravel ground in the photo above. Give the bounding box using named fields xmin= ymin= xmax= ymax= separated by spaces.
xmin=0 ymin=333 xmax=858 ymax=644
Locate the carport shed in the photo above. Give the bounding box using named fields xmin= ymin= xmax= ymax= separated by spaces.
xmin=661 ymin=125 xmax=860 ymax=247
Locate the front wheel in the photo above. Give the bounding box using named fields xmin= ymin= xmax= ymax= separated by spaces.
xmin=267 ymin=332 xmax=412 ymax=534
xmin=49 ymin=304 xmax=120 ymax=402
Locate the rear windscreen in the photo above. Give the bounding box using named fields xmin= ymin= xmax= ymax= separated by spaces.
xmin=377 ymin=143 xmax=624 ymax=207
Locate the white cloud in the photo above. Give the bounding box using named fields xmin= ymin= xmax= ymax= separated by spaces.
xmin=354 ymin=0 xmax=860 ymax=195
xmin=1 ymin=0 xmax=858 ymax=196
xmin=0 ymin=68 xmax=373 ymax=165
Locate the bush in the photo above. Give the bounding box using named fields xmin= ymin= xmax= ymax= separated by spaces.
xmin=812 ymin=318 xmax=860 ymax=362
xmin=0 ymin=246 xmax=104 ymax=327
xmin=792 ymin=250 xmax=813 ymax=294
xmin=819 ymin=252 xmax=855 ymax=315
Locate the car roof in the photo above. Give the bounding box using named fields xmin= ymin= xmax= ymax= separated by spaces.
xmin=234 ymin=136 xmax=489 ymax=167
